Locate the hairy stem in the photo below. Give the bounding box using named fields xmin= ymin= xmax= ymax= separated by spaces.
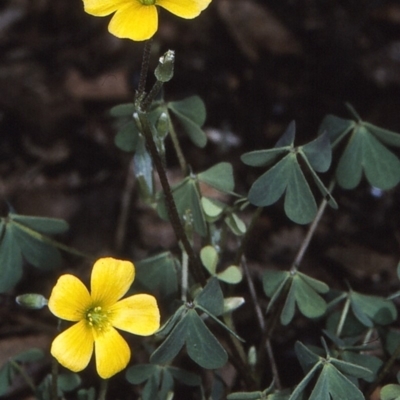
xmin=136 ymin=39 xmax=153 ymax=101
xmin=137 ymin=112 xmax=206 ymax=286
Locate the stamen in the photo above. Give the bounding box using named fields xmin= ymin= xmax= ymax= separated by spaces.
xmin=85 ymin=306 xmax=111 ymax=331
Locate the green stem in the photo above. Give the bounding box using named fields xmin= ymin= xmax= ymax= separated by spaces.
xmin=115 ymin=157 xmax=136 ymax=251
xmin=290 ymin=180 xmax=336 ymax=273
xmin=241 ymin=256 xmax=281 ymax=389
xmin=97 ymin=379 xmax=108 ymax=400
xmin=168 ymin=116 xmax=187 ymax=174
xmin=335 ymin=296 xmax=351 ymax=338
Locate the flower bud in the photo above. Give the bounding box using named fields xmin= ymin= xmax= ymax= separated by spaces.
xmin=154 ymin=50 xmax=175 ymax=82
xmin=223 ymin=297 xmax=245 ymax=314
xmin=16 ymin=293 xmax=48 ymax=309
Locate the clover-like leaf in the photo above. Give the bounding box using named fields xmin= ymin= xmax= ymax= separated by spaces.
xmin=150 ymin=307 xmax=228 ymax=369
xmin=168 ymin=96 xmax=207 ymax=148
xmin=198 ymin=162 xmax=235 ymax=193
xmin=291 ymin=342 xmax=369 ymax=400
xmin=319 ymin=113 xmax=400 ymax=190
xmin=318 ymin=115 xmax=355 ymax=145
xmin=339 ymin=352 xmax=381 ymax=382
xmin=381 ymin=384 xmax=400 ymax=400
xmin=0 ymin=224 xmax=23 ymax=293
xmin=350 ymin=291 xmax=397 ymax=327
xmin=194 ymin=277 xmax=224 ymax=316
xmin=136 ymin=252 xmax=179 ymax=300
xmin=217 ymin=265 xmax=242 ymax=284
xmin=185 ymin=310 xmax=228 ymax=369
xmin=247 ymin=154 xmax=292 ymax=208
xmin=168 ymin=367 xmax=201 ymax=386
xmin=157 ymin=177 xmax=207 ymax=236
xmin=301 ymin=132 xmax=332 ymax=173
xmin=109 ymin=103 xmax=135 ymax=117
xmin=225 ymin=213 xmax=246 ymax=236
xmin=263 ymin=271 xmax=328 ymax=325
xmin=244 ymin=121 xmax=335 ymax=224
xmin=307 ymin=363 xmax=364 ymax=400
xmin=114 ymin=121 xmax=139 ymax=152
xmin=200 ymin=246 xmax=219 ymax=275
xmin=10 ymin=214 xmax=68 ymax=235
xmin=201 ymin=197 xmax=225 ymax=220
xmin=0 ymin=213 xmax=68 ymax=292
xmin=126 ymin=364 xmax=158 ymax=384
xmin=150 ymin=311 xmax=189 ymax=365
xmin=9 ymin=224 xmax=62 ymax=270
xmin=200 ymin=246 xmax=242 ymax=284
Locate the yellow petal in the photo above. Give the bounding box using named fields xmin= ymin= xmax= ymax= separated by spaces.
xmin=83 ymin=0 xmax=132 ymax=16
xmin=108 ymin=3 xmax=158 ymax=41
xmin=157 ymin=0 xmax=211 ymax=19
xmin=94 ymin=327 xmax=130 ymax=378
xmin=91 ymin=258 xmax=135 ymax=307
xmin=51 ymin=320 xmax=94 ymax=372
xmin=48 ymin=275 xmax=92 ymax=321
xmin=110 ymin=294 xmax=160 ymax=336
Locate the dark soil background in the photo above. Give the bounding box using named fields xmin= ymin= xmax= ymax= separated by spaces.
xmin=1 ymin=0 xmax=400 ymax=398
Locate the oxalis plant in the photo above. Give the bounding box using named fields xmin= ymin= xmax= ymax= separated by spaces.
xmin=1 ymin=0 xmax=400 ymax=399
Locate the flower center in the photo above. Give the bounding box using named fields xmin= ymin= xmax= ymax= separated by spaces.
xmin=140 ymin=0 xmax=156 ymax=5
xmin=86 ymin=306 xmax=111 ymax=332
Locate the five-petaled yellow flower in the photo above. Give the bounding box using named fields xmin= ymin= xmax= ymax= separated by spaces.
xmin=83 ymin=0 xmax=212 ymax=41
xmin=48 ymin=257 xmax=160 ymax=379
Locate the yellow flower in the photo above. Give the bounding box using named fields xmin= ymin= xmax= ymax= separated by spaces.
xmin=48 ymin=257 xmax=160 ymax=379
xmin=82 ymin=0 xmax=212 ymax=41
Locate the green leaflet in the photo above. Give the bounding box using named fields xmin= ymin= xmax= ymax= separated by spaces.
xmin=168 ymin=96 xmax=207 ymax=148
xmin=136 ymin=252 xmax=179 ymax=300
xmin=150 ymin=308 xmax=228 ymax=369
xmin=243 ymin=122 xmax=334 ymax=224
xmin=0 ymin=213 xmax=68 ymax=292
xmin=291 ymin=342 xmax=372 ymax=400
xmin=263 ymin=270 xmax=328 ymax=325
xmin=319 ymin=112 xmax=400 ymax=189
